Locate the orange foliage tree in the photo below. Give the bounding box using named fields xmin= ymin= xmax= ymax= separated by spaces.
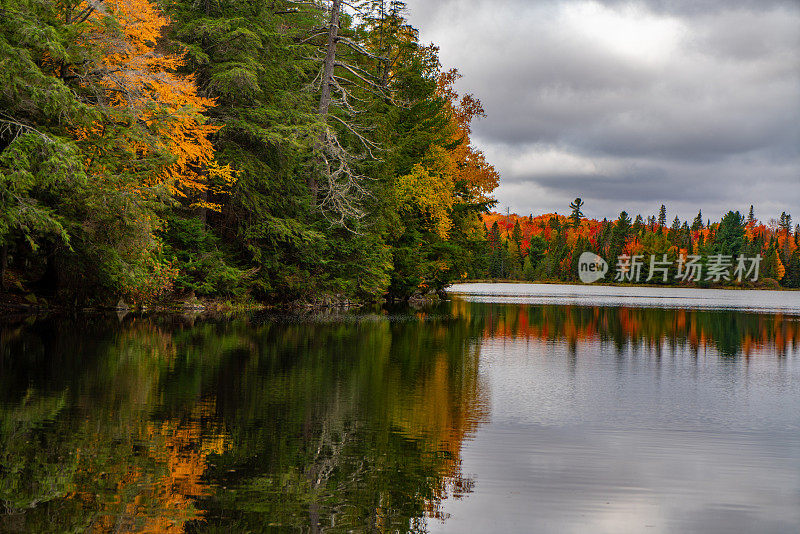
xmin=397 ymin=69 xmax=499 ymax=238
xmin=77 ymin=0 xmax=232 ymax=208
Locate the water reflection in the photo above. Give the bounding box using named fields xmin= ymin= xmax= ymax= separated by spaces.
xmin=460 ymin=301 xmax=799 ymax=357
xmin=0 ymin=312 xmax=489 ymax=532
xmin=0 ymin=301 xmax=797 ymax=532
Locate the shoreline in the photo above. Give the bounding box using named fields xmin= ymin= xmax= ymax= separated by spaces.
xmin=2 ymin=280 xmax=796 ymax=320
xmin=451 ymin=279 xmax=799 ymax=291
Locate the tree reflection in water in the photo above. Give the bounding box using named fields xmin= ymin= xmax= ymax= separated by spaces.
xmin=0 ymin=302 xmax=795 ymax=532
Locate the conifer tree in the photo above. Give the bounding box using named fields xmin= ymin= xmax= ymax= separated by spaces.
xmin=715 ymin=211 xmax=745 ymax=257
xmin=692 ymin=210 xmax=704 ymax=231
xmin=569 ymin=198 xmax=584 ymax=228
xmin=610 ymin=211 xmax=632 ymax=260
xmin=633 ymin=214 xmax=644 ymax=237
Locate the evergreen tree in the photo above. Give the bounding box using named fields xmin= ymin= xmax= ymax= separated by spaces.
xmin=658 ymin=205 xmax=667 ymax=233
xmin=568 ymin=198 xmax=584 ymax=228
xmin=783 ymin=251 xmax=800 ymax=288
xmin=714 ymin=211 xmax=746 ymax=257
xmin=778 ymin=212 xmax=793 ymax=234
xmin=680 ymin=222 xmax=691 ymax=249
xmin=511 ymin=220 xmax=523 ymax=274
xmin=488 ymin=222 xmax=503 ymax=278
xmin=522 ymin=255 xmax=536 ymax=281
xmin=692 ymin=210 xmax=704 ymax=231
xmin=511 ymin=220 xmax=523 ymax=250
xmin=526 ymin=235 xmax=546 ymax=276
xmin=609 ymin=211 xmax=632 ymax=260
xmin=668 ymin=216 xmax=681 ymax=244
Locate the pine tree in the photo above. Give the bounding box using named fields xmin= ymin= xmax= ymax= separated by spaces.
xmin=568 ymin=198 xmax=584 ymax=228
xmin=715 ymin=211 xmax=746 ymax=257
xmin=783 ymin=251 xmax=800 ymax=288
xmin=610 ymin=211 xmax=632 ymax=260
xmin=681 ymin=222 xmax=691 ymax=249
xmin=692 ymin=210 xmax=704 ymax=231
xmin=658 ymin=205 xmax=667 ymax=233
xmin=668 ymin=216 xmax=680 ymax=244
xmin=488 ymin=222 xmax=503 ymax=278
xmin=779 ymin=212 xmax=793 ymax=234
xmin=510 ymin=220 xmax=524 ymax=274
xmin=522 ymin=255 xmax=536 ymax=281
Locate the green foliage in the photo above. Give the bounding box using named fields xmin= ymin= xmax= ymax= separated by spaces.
xmin=783 ymin=251 xmax=800 ymax=288
xmin=609 ymin=211 xmax=632 ymax=259
xmin=160 ymin=215 xmax=246 ymax=297
xmin=568 ymin=197 xmax=584 ymax=228
xmin=0 ymin=133 xmax=82 ymax=249
xmin=715 ymin=211 xmax=746 ymax=257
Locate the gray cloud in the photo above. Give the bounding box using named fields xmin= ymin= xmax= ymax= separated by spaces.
xmin=404 ymin=0 xmax=800 ymax=221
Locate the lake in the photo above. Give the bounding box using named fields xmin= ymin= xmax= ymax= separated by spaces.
xmin=1 ymin=284 xmax=799 ymax=533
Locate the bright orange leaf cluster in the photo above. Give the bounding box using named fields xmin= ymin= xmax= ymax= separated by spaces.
xmin=78 ymin=0 xmax=233 ymax=208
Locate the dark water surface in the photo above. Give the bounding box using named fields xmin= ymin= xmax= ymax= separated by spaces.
xmin=1 ymin=290 xmax=799 ymax=533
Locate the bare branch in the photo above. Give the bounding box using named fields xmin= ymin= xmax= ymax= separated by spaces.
xmin=337 ymin=36 xmax=389 ymax=64
xmin=0 ymin=115 xmax=55 ymax=144
xmin=329 ymin=115 xmax=380 ymax=158
xmin=334 ymin=62 xmax=385 ymax=92
xmin=297 ymin=31 xmax=329 ymax=44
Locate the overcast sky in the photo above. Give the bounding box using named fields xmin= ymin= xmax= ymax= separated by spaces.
xmin=403 ymin=0 xmax=800 ymax=222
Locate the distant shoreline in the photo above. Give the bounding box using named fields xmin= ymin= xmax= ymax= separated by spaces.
xmin=450 ymin=280 xmax=799 ymax=291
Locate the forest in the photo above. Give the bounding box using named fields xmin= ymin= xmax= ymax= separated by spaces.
xmin=0 ymin=0 xmax=498 ymax=306
xmin=482 ymin=202 xmax=800 ymax=288
xmin=2 ymin=1 xmax=797 ymax=309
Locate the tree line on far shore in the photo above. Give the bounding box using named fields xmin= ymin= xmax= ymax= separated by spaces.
xmin=480 ymin=201 xmax=800 ymax=288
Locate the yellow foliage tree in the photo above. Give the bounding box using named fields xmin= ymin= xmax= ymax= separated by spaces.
xmin=396 ymin=147 xmax=457 ymax=238
xmin=397 ymin=70 xmax=499 ymax=238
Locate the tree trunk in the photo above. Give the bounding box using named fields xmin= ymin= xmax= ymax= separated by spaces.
xmin=318 ymin=0 xmax=341 ymax=117
xmin=311 ymin=0 xmax=342 ymax=204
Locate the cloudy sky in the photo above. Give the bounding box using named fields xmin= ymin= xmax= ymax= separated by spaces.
xmin=403 ymin=0 xmax=800 ymax=222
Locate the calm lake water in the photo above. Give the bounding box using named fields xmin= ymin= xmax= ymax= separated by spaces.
xmin=1 ymin=285 xmax=799 ymax=533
